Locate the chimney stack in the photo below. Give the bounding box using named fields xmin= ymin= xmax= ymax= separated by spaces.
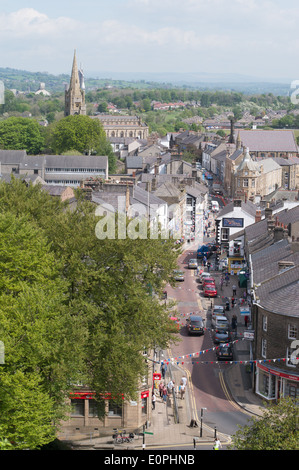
xmin=255 ymin=209 xmax=262 ymax=223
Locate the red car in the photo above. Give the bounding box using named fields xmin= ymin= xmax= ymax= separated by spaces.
xmin=204 ymin=285 xmax=217 ymax=297
xmin=202 ymin=277 xmax=216 ymax=288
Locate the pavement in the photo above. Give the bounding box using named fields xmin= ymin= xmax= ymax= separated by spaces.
xmin=69 ymin=236 xmax=265 ymax=451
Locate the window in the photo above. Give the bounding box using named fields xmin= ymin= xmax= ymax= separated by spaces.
xmin=288 ymin=324 xmax=297 ymax=340
xmin=261 ymin=338 xmax=267 ymax=358
xmin=243 ymin=178 xmax=248 ymax=188
xmin=71 ymin=399 xmax=84 ymax=416
xmin=286 ymin=344 xmax=297 ymax=368
xmin=221 ymin=228 xmax=229 ymax=241
xmin=88 ymin=400 xmax=99 ymax=417
xmin=251 ymin=179 xmax=255 ymax=187
xmin=262 ymin=315 xmax=267 ymax=332
xmin=108 ymin=401 xmax=122 ymax=417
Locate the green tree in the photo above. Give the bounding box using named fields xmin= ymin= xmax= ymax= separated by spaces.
xmin=49 ymin=114 xmax=116 ymax=172
xmin=0 ymin=178 xmax=180 ymax=431
xmin=229 ymin=398 xmax=299 ymax=450
xmin=0 ymin=116 xmax=45 ymax=154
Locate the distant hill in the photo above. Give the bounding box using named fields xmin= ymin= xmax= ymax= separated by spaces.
xmin=0 ymin=67 xmax=292 ymax=96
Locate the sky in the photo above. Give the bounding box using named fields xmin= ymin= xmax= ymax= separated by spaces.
xmin=0 ymin=0 xmax=299 ymax=82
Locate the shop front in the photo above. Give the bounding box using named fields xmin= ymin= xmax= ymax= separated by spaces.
xmin=256 ymin=363 xmax=299 ymax=402
xmin=58 ymin=388 xmax=151 ymax=439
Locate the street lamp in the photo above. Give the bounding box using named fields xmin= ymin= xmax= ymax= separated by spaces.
xmin=200 ymin=407 xmax=207 ymax=437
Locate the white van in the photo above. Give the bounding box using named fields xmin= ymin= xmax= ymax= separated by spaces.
xmin=211 ymin=200 xmax=219 ymax=212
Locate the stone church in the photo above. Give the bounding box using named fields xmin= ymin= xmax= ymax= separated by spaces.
xmin=65 ymin=50 xmax=86 ymax=116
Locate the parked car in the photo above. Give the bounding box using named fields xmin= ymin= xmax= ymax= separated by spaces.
xmin=211 ymin=307 xmax=226 ymax=327
xmin=213 ymin=328 xmax=230 ymax=344
xmin=214 ymin=315 xmax=229 ymax=330
xmin=186 ymin=315 xmax=205 ymax=336
xmin=188 ymin=259 xmax=198 ymax=269
xmin=216 ymin=344 xmax=233 ymax=361
xmin=199 ymin=271 xmax=213 ymax=283
xmin=173 ymin=269 xmax=184 ymax=281
xmin=203 ymin=285 xmax=217 ymax=297
xmin=202 ymin=277 xmax=216 ymax=288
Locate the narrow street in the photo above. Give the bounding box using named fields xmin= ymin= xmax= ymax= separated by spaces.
xmin=164 ymin=206 xmax=254 ymax=438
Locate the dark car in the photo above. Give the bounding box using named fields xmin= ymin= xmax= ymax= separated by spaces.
xmin=213 ymin=328 xmax=229 ymax=344
xmin=186 ymin=315 xmax=205 ymax=336
xmin=216 ymin=344 xmax=233 ymax=361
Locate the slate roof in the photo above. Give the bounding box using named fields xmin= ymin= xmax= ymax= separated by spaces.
xmin=255 ymin=264 xmax=299 ymax=317
xmin=125 ymin=156 xmax=143 ymax=169
xmin=238 ymin=130 xmax=298 ymax=153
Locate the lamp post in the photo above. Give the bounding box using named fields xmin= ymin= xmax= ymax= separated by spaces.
xmin=200 ymin=407 xmax=207 ymax=437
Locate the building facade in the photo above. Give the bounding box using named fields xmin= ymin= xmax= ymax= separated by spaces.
xmin=92 ymin=115 xmax=149 ymax=140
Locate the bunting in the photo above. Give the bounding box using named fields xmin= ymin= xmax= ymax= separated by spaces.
xmin=158 ymin=338 xmax=293 ymax=365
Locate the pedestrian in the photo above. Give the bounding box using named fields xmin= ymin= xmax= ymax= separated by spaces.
xmin=232 ymin=284 xmax=237 ymax=296
xmin=225 ymin=272 xmax=230 ymax=286
xmin=160 ymin=362 xmax=167 ymax=379
xmin=231 ymin=296 xmax=235 ymax=308
xmin=207 ymin=261 xmax=211 ymax=272
xmin=162 ymin=385 xmax=168 ymax=404
xmin=213 ymin=438 xmax=222 ymax=450
xmin=180 ymin=384 xmax=186 ymax=400
xmin=244 ymin=315 xmax=248 ymax=327
xmin=220 ymin=277 xmax=224 ymax=290
xmin=159 ymin=381 xmax=164 ymax=398
xmin=181 ymin=376 xmax=187 ymax=387
xmin=203 ymin=255 xmax=207 ymax=266
xmin=167 ymin=379 xmax=175 ymax=395
xmin=232 ymin=314 xmax=237 ymax=330
xmin=152 ymin=392 xmax=156 ymax=410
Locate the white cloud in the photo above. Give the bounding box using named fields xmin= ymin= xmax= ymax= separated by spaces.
xmin=0 ymin=8 xmax=79 ymax=37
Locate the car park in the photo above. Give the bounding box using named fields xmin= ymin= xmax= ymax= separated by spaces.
xmin=216 ymin=344 xmax=233 ymax=361
xmin=213 ymin=328 xmax=230 ymax=344
xmin=173 ymin=270 xmax=184 ymax=281
xmin=203 ymin=285 xmax=217 ymax=297
xmin=186 ymin=315 xmax=205 ymax=336
xmin=188 ymin=259 xmax=198 ymax=269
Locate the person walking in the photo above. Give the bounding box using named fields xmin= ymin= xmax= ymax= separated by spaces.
xmin=160 ymin=362 xmax=167 ymax=380
xmin=162 ymin=385 xmax=168 ymax=404
xmin=232 ymin=284 xmax=237 ymax=296
xmin=213 ymin=438 xmax=222 ymax=450
xmin=152 ymin=392 xmax=156 ymax=410
xmin=167 ymin=379 xmax=175 ymax=395
xmin=159 ymin=381 xmax=164 ymax=398
xmin=180 ymin=384 xmax=186 ymax=400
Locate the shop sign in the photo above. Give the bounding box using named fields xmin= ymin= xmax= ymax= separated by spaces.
xmin=257 ymin=363 xmax=299 ymax=382
xmin=153 ymin=372 xmax=161 ymax=380
xmin=243 ymin=330 xmax=254 ymax=340
xmin=141 ymin=390 xmax=149 ymax=399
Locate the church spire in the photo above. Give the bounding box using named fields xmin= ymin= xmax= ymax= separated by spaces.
xmin=65 ymin=50 xmax=86 ymax=116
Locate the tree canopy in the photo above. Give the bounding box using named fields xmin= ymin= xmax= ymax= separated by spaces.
xmin=0 ymin=177 xmax=180 ymax=448
xmin=0 ymin=116 xmax=45 ymax=154
xmin=48 ymin=114 xmax=116 ymax=172
xmin=229 ymin=398 xmax=299 ymax=450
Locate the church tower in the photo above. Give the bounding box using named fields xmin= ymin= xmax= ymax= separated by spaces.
xmin=65 ymin=50 xmax=86 ymax=116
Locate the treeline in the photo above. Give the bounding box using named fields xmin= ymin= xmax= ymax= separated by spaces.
xmin=86 ymin=88 xmax=292 ymax=110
